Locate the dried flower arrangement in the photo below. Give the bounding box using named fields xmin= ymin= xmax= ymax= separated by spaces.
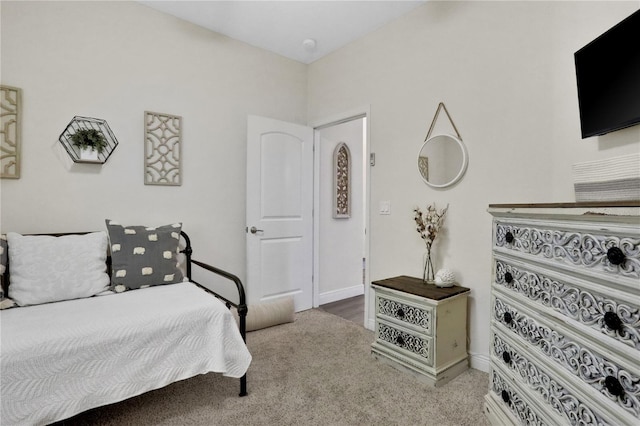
xmin=413 ymin=203 xmax=449 ymax=283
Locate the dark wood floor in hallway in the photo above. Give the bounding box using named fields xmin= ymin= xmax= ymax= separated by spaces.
xmin=319 ymin=295 xmax=365 ymax=325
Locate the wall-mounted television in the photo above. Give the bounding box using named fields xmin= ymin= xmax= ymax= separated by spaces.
xmin=574 ymin=10 xmax=640 ymax=139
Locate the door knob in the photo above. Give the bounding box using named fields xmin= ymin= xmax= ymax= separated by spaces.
xmin=249 ymin=226 xmax=264 ymax=234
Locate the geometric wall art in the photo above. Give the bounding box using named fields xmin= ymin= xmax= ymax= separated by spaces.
xmin=333 ymin=142 xmax=351 ymax=219
xmin=1 ymin=85 xmax=22 ymax=179
xmin=144 ymin=111 xmax=182 ymax=186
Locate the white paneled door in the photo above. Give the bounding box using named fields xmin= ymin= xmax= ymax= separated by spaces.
xmin=246 ymin=115 xmax=314 ymax=312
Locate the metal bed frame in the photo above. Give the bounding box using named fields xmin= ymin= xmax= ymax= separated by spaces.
xmin=0 ymin=230 xmax=249 ymax=397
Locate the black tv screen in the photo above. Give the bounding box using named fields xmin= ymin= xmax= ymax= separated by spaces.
xmin=574 ymin=10 xmax=640 ymax=139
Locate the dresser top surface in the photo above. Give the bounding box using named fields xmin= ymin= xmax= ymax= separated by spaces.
xmin=489 ymin=201 xmax=639 ymax=209
xmin=372 ymin=275 xmax=470 ymax=300
xmin=488 ymin=202 xmax=640 ymax=222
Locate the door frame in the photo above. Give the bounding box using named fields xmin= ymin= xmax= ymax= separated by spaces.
xmin=310 ymin=105 xmax=372 ymax=330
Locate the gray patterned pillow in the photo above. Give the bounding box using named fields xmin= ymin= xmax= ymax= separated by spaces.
xmin=0 ymin=234 xmax=16 ymax=309
xmin=0 ymin=234 xmax=7 ymax=275
xmin=105 ymin=220 xmax=185 ymax=293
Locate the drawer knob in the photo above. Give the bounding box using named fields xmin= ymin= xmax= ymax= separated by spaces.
xmin=396 ymin=308 xmax=405 ymax=318
xmin=607 ymin=247 xmax=626 ymax=266
xmin=504 ymin=272 xmax=513 ymax=284
xmin=503 ymin=312 xmax=513 ymax=324
xmin=505 ymin=231 xmax=514 ymax=244
xmin=604 ymin=311 xmax=623 ymax=332
xmin=502 ymin=351 xmax=511 ymax=364
xmin=501 ymin=390 xmax=510 ymax=404
xmin=396 ymin=335 xmax=405 ymax=346
xmin=604 ymin=376 xmax=625 ymax=397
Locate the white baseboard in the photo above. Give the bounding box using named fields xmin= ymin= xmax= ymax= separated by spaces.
xmin=318 ymin=285 xmax=364 ymax=305
xmin=469 ymin=352 xmax=490 ymax=372
xmin=366 ymin=317 xmax=375 ymax=331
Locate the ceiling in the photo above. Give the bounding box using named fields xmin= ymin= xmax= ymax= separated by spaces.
xmin=138 ymin=1 xmax=427 ymax=64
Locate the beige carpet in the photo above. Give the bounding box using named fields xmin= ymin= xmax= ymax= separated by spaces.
xmin=58 ymin=309 xmax=489 ymax=426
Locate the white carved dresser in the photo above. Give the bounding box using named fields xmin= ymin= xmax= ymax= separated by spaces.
xmin=484 ymin=202 xmax=640 ymax=425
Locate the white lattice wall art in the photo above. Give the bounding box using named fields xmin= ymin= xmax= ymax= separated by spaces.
xmin=145 ymin=111 xmax=182 ymax=186
xmin=1 ymin=85 xmax=22 ymax=179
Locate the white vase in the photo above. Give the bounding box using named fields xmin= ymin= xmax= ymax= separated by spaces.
xmin=79 ymin=147 xmax=99 ymax=161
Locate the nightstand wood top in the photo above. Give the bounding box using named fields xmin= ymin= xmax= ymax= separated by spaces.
xmin=371 ymin=275 xmax=470 ymax=300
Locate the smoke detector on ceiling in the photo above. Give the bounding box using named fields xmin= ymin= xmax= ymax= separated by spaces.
xmin=302 ymin=38 xmax=317 ymax=52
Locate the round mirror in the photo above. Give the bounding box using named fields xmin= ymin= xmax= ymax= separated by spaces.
xmin=417 ymin=133 xmax=468 ymax=188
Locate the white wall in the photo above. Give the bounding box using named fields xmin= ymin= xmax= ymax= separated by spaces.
xmin=0 ymin=0 xmax=307 ymax=301
xmin=317 ymin=118 xmax=365 ymax=304
xmin=307 ymin=1 xmax=640 ymax=370
xmin=3 ymin=0 xmax=639 ymax=369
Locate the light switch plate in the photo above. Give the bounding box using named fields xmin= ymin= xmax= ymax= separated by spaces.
xmin=379 ymin=201 xmax=391 ymax=215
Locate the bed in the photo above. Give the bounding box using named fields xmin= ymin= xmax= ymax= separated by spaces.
xmin=0 ymin=228 xmax=251 ymax=426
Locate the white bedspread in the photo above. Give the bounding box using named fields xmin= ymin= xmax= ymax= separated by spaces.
xmin=0 ymin=282 xmax=252 ymax=426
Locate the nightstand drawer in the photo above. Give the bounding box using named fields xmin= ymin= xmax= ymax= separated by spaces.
xmin=376 ymin=318 xmax=433 ymax=366
xmin=376 ymin=292 xmax=433 ymax=336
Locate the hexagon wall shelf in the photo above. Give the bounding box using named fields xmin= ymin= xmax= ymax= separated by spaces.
xmin=59 ymin=116 xmax=118 ymax=164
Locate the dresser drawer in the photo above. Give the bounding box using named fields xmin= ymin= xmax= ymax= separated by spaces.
xmin=493 ymin=220 xmax=640 ymax=283
xmin=492 ymin=332 xmax=620 ymax=425
xmin=375 ymin=292 xmax=433 ymax=336
xmin=489 ymin=369 xmax=549 ymax=426
xmin=494 ymin=258 xmax=640 ymax=350
xmin=375 ymin=318 xmax=433 ymax=366
xmin=492 ymin=296 xmax=640 ymax=419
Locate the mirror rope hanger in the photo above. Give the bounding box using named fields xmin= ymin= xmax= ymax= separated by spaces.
xmin=425 ymin=102 xmax=462 ymax=141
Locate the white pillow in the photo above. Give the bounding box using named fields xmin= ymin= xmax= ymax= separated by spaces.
xmin=7 ymin=232 xmax=110 ymax=306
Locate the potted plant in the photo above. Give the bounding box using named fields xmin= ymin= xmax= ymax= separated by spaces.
xmin=70 ymin=128 xmax=108 ymax=161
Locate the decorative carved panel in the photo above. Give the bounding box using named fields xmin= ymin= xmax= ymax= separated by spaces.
xmin=493 ymin=335 xmax=607 ymax=425
xmin=377 ymin=322 xmax=431 ymax=361
xmin=377 ymin=296 xmax=432 ymax=333
xmin=333 ymin=142 xmax=350 ymax=218
xmin=495 ymin=260 xmax=640 ymax=349
xmin=495 ymin=222 xmax=640 ymax=279
xmin=491 ymin=371 xmax=546 ymax=425
xmin=145 ymin=111 xmax=182 ymax=186
xmin=1 ymin=85 xmax=21 ymax=178
xmin=494 ymin=297 xmax=640 ymax=418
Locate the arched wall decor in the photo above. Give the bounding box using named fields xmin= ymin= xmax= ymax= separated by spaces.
xmin=333 ymin=142 xmax=351 ymax=219
xmin=145 ymin=111 xmax=182 ymax=186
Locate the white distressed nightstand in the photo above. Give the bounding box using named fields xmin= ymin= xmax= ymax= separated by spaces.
xmin=371 ymin=275 xmax=470 ymax=386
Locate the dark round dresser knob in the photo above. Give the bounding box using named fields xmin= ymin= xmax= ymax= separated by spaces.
xmin=604 ymin=376 xmax=624 ymax=397
xmin=502 ymin=351 xmax=511 ymax=364
xmin=396 ymin=335 xmax=405 ymax=346
xmin=505 ymin=231 xmax=514 ymax=244
xmin=501 ymin=390 xmax=510 ymax=404
xmin=504 ymin=272 xmax=513 ymax=284
xmin=604 ymin=311 xmax=623 ymax=332
xmin=607 ymin=247 xmax=626 ymax=266
xmin=396 ymin=308 xmax=405 ymax=318
xmin=503 ymin=312 xmax=513 ymax=324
